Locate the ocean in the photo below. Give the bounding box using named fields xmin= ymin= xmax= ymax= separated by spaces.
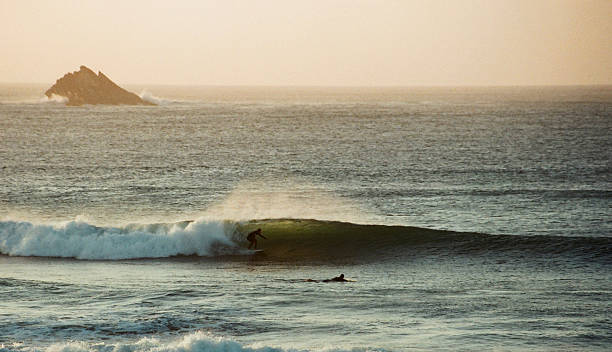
xmin=0 ymin=84 xmax=610 ymax=351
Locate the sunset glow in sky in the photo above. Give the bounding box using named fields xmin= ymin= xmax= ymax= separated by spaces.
xmin=1 ymin=0 xmax=611 ymax=86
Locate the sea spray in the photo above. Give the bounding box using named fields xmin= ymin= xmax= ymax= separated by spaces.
xmin=202 ymin=178 xmax=377 ymax=225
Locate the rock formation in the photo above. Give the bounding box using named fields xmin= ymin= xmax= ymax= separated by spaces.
xmin=45 ymin=66 xmax=155 ymax=106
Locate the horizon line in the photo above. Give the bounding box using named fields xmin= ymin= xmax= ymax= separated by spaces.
xmin=1 ymin=81 xmax=611 ymax=89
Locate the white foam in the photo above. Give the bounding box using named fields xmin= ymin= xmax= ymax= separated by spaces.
xmin=138 ymin=90 xmax=168 ymax=105
xmin=39 ymin=94 xmax=68 ymax=104
xmin=45 ymin=342 xmax=89 ymax=352
xmin=41 ymin=332 xmax=311 ymax=352
xmin=38 ymin=331 xmax=380 ymax=352
xmin=0 ymin=218 xmax=239 ymax=260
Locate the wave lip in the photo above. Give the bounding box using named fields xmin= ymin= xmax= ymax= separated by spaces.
xmin=0 ymin=219 xmax=240 ymax=260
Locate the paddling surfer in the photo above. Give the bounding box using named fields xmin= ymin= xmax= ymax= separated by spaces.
xmin=247 ymin=228 xmax=267 ymax=249
xmin=304 ymin=274 xmax=352 ymax=283
xmin=323 ymin=274 xmax=349 ymax=282
xmin=329 ymin=273 xmax=349 ymax=282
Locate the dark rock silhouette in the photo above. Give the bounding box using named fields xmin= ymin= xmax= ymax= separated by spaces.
xmin=45 ymin=66 xmax=155 ymax=106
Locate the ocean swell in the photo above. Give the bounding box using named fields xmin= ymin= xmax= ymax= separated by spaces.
xmin=0 ymin=218 xmax=610 ymax=262
xmin=241 ymin=219 xmax=612 ymax=263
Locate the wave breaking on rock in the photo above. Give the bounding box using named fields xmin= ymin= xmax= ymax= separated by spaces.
xmin=45 ymin=65 xmax=155 ymax=106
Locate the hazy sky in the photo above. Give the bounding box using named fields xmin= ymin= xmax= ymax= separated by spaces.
xmin=1 ymin=0 xmax=611 ymax=86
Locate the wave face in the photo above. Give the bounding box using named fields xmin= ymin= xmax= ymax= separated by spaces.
xmin=1 ymin=218 xmax=610 ymax=262
xmin=241 ymin=219 xmax=612 ymax=263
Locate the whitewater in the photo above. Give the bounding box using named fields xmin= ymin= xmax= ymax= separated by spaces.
xmin=0 ymin=219 xmax=239 ymax=259
xmin=0 ymin=85 xmax=611 ymax=351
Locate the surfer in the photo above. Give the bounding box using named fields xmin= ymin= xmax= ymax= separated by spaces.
xmin=247 ymin=228 xmax=267 ymax=249
xmin=323 ymin=274 xmax=349 ymax=282
xmin=304 ymin=274 xmax=353 ymax=283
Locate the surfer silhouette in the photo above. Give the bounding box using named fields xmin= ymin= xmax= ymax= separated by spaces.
xmin=323 ymin=274 xmax=348 ymax=282
xmin=247 ymin=228 xmax=266 ymax=249
xmin=305 ymin=274 xmax=352 ymax=283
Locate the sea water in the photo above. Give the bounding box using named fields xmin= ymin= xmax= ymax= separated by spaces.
xmin=0 ymin=85 xmax=610 ymax=351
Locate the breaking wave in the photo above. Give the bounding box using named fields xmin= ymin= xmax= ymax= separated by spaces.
xmin=0 ymin=218 xmax=610 ymax=262
xmin=0 ymin=219 xmax=243 ymax=260
xmin=39 ymin=94 xmax=68 ymax=103
xmin=138 ymin=90 xmax=170 ymax=105
xmin=0 ymin=331 xmax=387 ymax=352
